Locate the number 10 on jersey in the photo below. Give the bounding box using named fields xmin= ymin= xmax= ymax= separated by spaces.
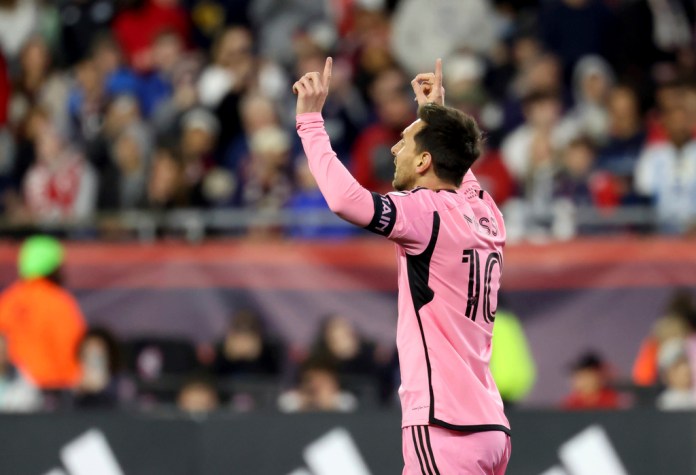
xmin=462 ymin=249 xmax=502 ymax=324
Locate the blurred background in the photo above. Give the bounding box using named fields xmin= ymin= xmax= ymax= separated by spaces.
xmin=0 ymin=0 xmax=695 ymax=474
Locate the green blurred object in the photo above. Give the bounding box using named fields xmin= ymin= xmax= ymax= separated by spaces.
xmin=490 ymin=310 xmax=537 ymax=403
xmin=18 ymin=236 xmax=64 ymax=279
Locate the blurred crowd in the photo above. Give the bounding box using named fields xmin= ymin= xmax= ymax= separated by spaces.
xmin=0 ymin=0 xmax=693 ymax=239
xmin=0 ymin=235 xmax=400 ymax=413
xmin=2 ymin=235 xmax=695 ymax=415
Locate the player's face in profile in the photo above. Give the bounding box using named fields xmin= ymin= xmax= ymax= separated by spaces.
xmin=391 ymin=119 xmax=424 ymax=191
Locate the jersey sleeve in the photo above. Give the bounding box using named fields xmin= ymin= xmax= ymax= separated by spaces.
xmin=295 ymin=113 xmax=437 ymax=253
xmin=364 ymin=191 xmax=433 ymax=254
xmin=296 ymin=113 xmax=374 ymax=227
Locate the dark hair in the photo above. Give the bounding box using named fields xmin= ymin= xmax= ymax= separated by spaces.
xmin=569 ymin=351 xmax=606 ymax=372
xmin=566 ymin=136 xmax=595 ymax=152
xmin=300 ymin=356 xmax=338 ymax=377
xmin=414 ymin=103 xmax=483 ymax=187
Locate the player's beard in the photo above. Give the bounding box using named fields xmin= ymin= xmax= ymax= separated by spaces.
xmin=392 ymin=169 xmax=410 ymax=191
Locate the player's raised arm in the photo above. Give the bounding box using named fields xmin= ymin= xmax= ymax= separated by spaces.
xmin=294 ymin=58 xmax=374 ymax=227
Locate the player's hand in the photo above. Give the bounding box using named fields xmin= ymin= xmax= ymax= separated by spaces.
xmin=293 ymin=57 xmax=333 ymax=115
xmin=411 ymin=58 xmax=445 ymax=107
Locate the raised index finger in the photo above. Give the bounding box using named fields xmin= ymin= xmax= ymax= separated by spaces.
xmin=435 ymin=58 xmax=443 ymax=88
xmin=322 ymin=57 xmax=333 ymax=89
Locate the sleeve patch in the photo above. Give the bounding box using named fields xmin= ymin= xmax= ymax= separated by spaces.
xmin=364 ymin=192 xmax=397 ymax=236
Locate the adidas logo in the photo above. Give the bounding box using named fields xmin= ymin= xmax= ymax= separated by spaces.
xmin=540 ymin=425 xmax=628 ymax=475
xmin=287 ymin=427 xmax=372 ymax=475
xmin=42 ymin=426 xmax=371 ymax=475
xmin=42 ymin=429 xmax=124 ymax=475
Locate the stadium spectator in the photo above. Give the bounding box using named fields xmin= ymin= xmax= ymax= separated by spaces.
xmin=501 ymin=90 xmax=577 ymax=184
xmin=9 ymin=35 xmax=70 ymax=136
xmin=0 ymin=0 xmax=39 ymax=62
xmin=220 ymin=92 xmax=281 ymax=173
xmin=538 ymin=0 xmax=614 ymax=81
xmin=565 ymin=55 xmax=614 ymax=145
xmin=390 ymin=0 xmax=496 ymax=76
xmin=175 ymin=107 xmax=219 ymax=206
xmin=112 ymin=0 xmax=190 ymax=73
xmin=596 ymin=85 xmax=646 ymax=192
xmin=211 ymin=310 xmax=281 ymax=378
xmin=635 ymin=104 xmax=696 ymax=233
xmin=0 ymin=0 xmax=690 ymax=237
xmin=553 ymin=137 xmax=596 ymax=207
xmin=562 ymin=352 xmax=622 ymax=410
xmin=352 ymin=68 xmax=415 ymax=194
xmin=74 ymin=327 xmax=128 ymax=409
xmin=197 ymin=26 xmax=255 ymax=110
xmin=247 ymin=0 xmax=333 ymax=67
xmin=146 ymin=143 xmax=189 ymax=209
xmin=606 ymin=0 xmax=693 ymax=86
xmin=656 ymin=339 xmax=696 ymax=411
xmin=177 ymin=375 xmax=220 ymax=414
xmin=239 ymin=125 xmax=293 ymax=215
xmin=207 ymin=26 xmax=257 ymax=154
xmin=58 ymin=0 xmax=116 ymax=67
xmin=90 ymin=33 xmax=140 ymax=102
xmin=23 ymin=125 xmax=97 ymax=223
xmin=0 ymin=236 xmax=86 ymax=390
xmin=500 ymin=52 xmax=567 ymax=135
xmin=0 ymin=50 xmax=8 ymax=126
xmin=0 ymin=332 xmax=42 ymax=412
xmin=110 ymin=125 xmax=151 ymax=209
xmin=633 ymin=289 xmax=694 ymax=387
xmin=149 ymin=38 xmax=202 ymax=135
xmin=277 ymin=358 xmax=358 ymax=413
xmin=68 ymin=57 xmax=107 ymax=143
xmin=137 ymin=29 xmax=191 ymax=119
xmin=340 ymin=1 xmax=394 ymax=103
xmin=4 ymin=105 xmax=47 ymax=218
xmin=88 ymin=94 xmax=149 ymax=210
xmin=443 ymin=53 xmax=490 ymax=122
xmin=186 ymin=0 xmax=250 ymax=50
xmin=309 ymin=314 xmax=376 ymax=378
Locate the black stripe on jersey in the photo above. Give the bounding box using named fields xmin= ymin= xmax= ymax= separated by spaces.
xmin=407 ymin=212 xmax=513 ymax=437
xmin=417 ymin=426 xmax=434 ymax=475
xmin=364 ymin=192 xmax=397 ymax=236
xmin=423 ymin=427 xmax=441 ymax=475
xmin=406 ymin=212 xmax=440 ymax=423
xmin=411 ymin=427 xmax=428 ymax=475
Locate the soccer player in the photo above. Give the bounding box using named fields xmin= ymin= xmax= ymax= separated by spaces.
xmin=294 ymin=58 xmax=511 ymax=474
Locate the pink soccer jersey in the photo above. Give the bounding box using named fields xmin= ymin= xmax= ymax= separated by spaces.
xmin=297 ymin=112 xmax=510 ymax=434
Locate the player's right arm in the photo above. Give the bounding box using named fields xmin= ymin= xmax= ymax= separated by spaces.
xmin=293 ymin=57 xmax=374 ymax=228
xmin=293 ymin=59 xmax=425 ymax=249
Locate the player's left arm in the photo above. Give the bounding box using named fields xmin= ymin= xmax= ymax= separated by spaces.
xmin=411 ymin=59 xmax=480 ymax=192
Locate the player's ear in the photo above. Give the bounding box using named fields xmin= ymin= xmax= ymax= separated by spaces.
xmin=416 ymin=152 xmax=432 ymax=173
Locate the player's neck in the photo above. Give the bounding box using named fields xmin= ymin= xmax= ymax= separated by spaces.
xmin=413 ymin=175 xmax=457 ymax=192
